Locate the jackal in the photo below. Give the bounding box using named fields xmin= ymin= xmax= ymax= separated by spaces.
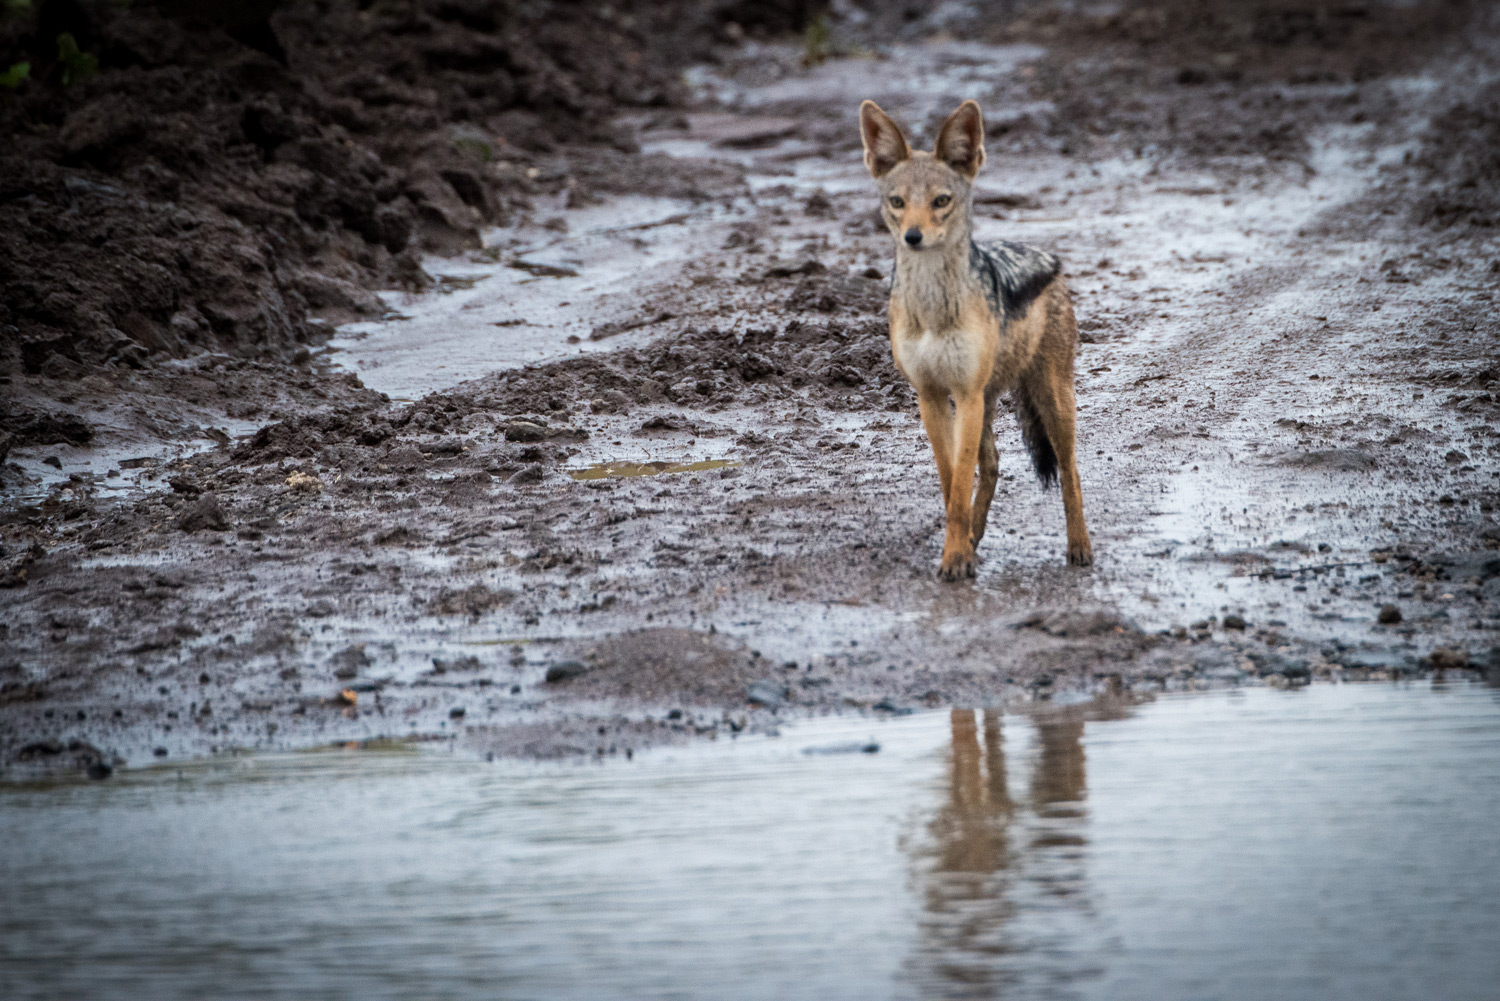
xmin=860 ymin=98 xmax=1092 ymax=579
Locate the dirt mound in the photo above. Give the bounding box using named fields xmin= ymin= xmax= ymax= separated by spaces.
xmin=469 ymin=316 xmax=901 ymax=419
xmin=0 ymin=406 xmax=93 ymax=449
xmin=222 ymin=262 xmax=898 ymax=471
xmin=0 ymin=0 xmax=757 ymax=383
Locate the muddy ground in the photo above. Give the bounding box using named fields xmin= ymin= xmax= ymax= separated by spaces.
xmin=3 ymin=0 xmax=1498 ymax=774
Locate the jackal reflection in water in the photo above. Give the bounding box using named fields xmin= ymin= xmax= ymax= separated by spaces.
xmin=908 ymin=709 xmax=1098 ymax=997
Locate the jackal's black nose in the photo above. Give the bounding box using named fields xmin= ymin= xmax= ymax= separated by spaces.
xmin=904 ymin=227 xmax=922 ymax=246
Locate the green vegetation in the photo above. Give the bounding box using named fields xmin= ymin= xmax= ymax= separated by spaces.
xmin=800 ymin=15 xmax=872 ymax=68
xmin=0 ymin=60 xmax=28 ymax=88
xmin=450 ymin=123 xmax=496 ymax=161
xmin=56 ymin=32 xmax=97 ymax=86
xmin=802 ymin=15 xmax=831 ymax=68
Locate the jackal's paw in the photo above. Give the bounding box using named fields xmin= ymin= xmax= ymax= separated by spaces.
xmin=937 ymin=549 xmax=977 ymax=582
xmin=1068 ymin=537 xmax=1094 ymax=567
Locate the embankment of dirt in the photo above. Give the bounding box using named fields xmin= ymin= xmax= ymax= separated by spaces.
xmin=0 ymin=0 xmax=828 ymax=449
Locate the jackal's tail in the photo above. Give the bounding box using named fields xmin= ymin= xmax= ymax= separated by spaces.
xmin=1013 ymin=384 xmax=1058 ymax=488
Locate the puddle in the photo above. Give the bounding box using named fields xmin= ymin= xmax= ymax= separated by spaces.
xmin=3 ymin=683 xmax=1497 ymax=1000
xmin=568 ymin=458 xmax=740 ymax=481
xmin=506 ymin=259 xmax=581 ymax=279
xmin=326 ymin=195 xmax=748 ymax=401
xmin=2 ymin=418 xmax=261 ymax=508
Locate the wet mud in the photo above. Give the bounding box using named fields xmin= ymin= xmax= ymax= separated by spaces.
xmin=0 ymin=0 xmax=746 ymax=463
xmin=3 ymin=0 xmax=1499 ymax=773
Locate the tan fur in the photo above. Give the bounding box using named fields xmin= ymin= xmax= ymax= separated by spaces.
xmin=861 ymin=99 xmax=1093 ymax=578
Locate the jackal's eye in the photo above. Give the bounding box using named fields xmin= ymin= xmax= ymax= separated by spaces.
xmin=932 ymin=194 xmax=952 ymax=209
xmin=888 ymin=196 xmax=905 ymax=209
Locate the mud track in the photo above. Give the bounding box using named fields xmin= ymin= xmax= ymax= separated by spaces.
xmin=3 ymin=1 xmax=1498 ymax=773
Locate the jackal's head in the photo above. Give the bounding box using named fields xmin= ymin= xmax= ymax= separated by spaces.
xmin=859 ymin=99 xmax=984 ymax=252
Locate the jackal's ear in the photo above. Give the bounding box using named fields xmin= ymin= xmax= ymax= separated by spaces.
xmin=860 ymin=100 xmax=909 ymax=179
xmin=935 ymin=100 xmax=985 ymax=179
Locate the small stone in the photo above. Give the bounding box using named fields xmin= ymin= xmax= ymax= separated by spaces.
xmin=765 ymin=258 xmax=825 ymax=279
xmin=508 ymin=463 xmax=548 ymax=484
xmin=1279 ymin=659 xmax=1311 ymax=682
xmin=449 ymin=707 xmax=466 ymax=719
xmin=545 ymin=661 xmax=590 ymax=683
xmin=1428 ymin=648 xmax=1468 ymax=670
xmin=1377 ymin=604 xmax=1402 ymax=625
xmin=176 ymin=493 xmax=228 ymax=532
xmin=747 ymin=680 xmax=788 ymax=708
xmin=1222 ymin=614 xmax=1247 ymax=630
xmin=801 ymin=741 xmax=881 ymax=755
xmin=640 ymin=414 xmax=687 ymax=431
xmin=432 ymin=655 xmax=482 ymax=673
xmin=329 ymin=644 xmax=372 ymax=680
xmin=153 ymin=747 xmax=168 ymax=757
xmin=504 ymin=421 xmax=548 ymax=443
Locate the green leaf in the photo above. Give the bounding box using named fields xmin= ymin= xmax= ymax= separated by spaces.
xmin=57 ymin=32 xmax=98 ymax=87
xmin=0 ymin=61 xmax=28 ymax=88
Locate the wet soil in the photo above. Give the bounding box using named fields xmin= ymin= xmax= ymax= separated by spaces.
xmin=0 ymin=0 xmax=749 ymax=461
xmin=3 ymin=0 xmax=1499 ymax=773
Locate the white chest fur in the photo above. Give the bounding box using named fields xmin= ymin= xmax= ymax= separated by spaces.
xmin=894 ymin=328 xmax=983 ymax=394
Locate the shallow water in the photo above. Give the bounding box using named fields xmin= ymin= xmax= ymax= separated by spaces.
xmin=326 ymin=195 xmax=742 ymax=401
xmin=567 ymin=458 xmax=740 ymax=480
xmin=3 ymin=683 xmax=1498 ymax=1001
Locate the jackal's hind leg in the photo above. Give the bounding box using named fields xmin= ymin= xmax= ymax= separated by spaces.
xmin=1026 ymin=367 xmax=1092 ymax=567
xmin=970 ymin=390 xmax=999 ymax=547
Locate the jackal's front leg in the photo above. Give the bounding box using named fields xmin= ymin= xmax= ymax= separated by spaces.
xmin=916 ymin=389 xmax=956 ymax=506
xmin=938 ymin=392 xmax=985 ymax=580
